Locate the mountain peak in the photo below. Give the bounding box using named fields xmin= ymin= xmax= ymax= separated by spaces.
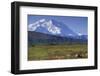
xmin=28 ymin=19 xmax=61 ymax=35
xmin=28 ymin=18 xmax=78 ymax=37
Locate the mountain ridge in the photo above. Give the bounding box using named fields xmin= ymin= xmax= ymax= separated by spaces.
xmin=28 ymin=18 xmax=79 ymax=37
xmin=28 ymin=31 xmax=87 ymax=46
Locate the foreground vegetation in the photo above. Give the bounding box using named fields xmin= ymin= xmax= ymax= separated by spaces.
xmin=28 ymin=43 xmax=88 ymax=61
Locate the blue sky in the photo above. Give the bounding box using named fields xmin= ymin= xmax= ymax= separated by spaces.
xmin=28 ymin=15 xmax=88 ymax=35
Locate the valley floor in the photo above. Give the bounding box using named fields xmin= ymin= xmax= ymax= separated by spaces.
xmin=28 ymin=43 xmax=88 ymax=61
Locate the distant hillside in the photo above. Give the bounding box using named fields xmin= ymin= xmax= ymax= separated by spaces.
xmin=28 ymin=31 xmax=87 ymax=46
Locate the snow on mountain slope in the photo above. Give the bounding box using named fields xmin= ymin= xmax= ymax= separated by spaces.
xmin=28 ymin=19 xmax=61 ymax=35
xmin=28 ymin=18 xmax=77 ymax=37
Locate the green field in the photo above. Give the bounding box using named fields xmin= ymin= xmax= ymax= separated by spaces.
xmin=28 ymin=43 xmax=88 ymax=61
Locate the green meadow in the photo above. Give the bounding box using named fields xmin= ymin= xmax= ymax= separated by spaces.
xmin=28 ymin=43 xmax=88 ymax=61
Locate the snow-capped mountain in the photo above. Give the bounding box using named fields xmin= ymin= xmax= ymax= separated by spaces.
xmin=28 ymin=19 xmax=88 ymax=46
xmin=28 ymin=19 xmax=61 ymax=35
xmin=28 ymin=19 xmax=77 ymax=37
